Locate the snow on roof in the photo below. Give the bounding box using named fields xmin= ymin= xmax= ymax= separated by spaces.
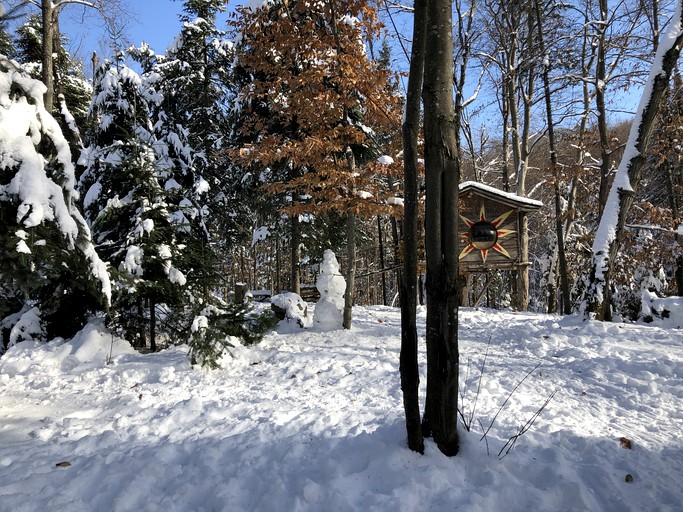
xmin=459 ymin=181 xmax=543 ymax=210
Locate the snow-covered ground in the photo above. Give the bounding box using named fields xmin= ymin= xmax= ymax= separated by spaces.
xmin=0 ymin=306 xmax=681 ymax=511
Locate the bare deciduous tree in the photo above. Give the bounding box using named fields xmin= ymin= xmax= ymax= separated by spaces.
xmin=20 ymin=0 xmax=127 ymax=112
xmin=583 ymin=0 xmax=683 ymax=320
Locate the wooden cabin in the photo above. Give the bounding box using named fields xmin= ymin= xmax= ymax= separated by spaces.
xmin=458 ymin=181 xmax=542 ymax=307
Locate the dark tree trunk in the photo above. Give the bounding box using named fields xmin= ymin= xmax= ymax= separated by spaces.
xmin=149 ymin=297 xmax=157 ymax=352
xmin=399 ymin=0 xmax=427 ymax=455
xmin=343 ymin=209 xmax=356 ymax=330
xmin=422 ymin=0 xmax=460 ymax=457
xmin=554 ymin=186 xmax=571 ymax=315
xmin=136 ymin=296 xmax=146 ymax=350
xmin=377 ymin=216 xmax=388 ymax=306
xmin=276 ymin=237 xmax=281 ymax=294
xmin=596 ymin=0 xmax=611 ymax=219
xmin=390 ymin=214 xmax=401 ymax=305
xmin=290 ymin=214 xmax=301 ymax=295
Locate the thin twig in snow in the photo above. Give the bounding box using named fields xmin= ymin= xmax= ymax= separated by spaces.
xmin=480 ymin=362 xmax=542 ymax=441
xmin=498 ymin=389 xmax=558 ymax=459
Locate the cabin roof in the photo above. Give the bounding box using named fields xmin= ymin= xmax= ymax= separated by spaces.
xmin=459 ymin=181 xmax=543 ymax=211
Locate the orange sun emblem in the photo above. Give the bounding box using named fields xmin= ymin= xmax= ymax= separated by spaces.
xmin=459 ymin=205 xmax=516 ymax=264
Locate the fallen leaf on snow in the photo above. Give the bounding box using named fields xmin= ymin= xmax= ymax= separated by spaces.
xmin=619 ymin=437 xmax=633 ymax=449
xmin=55 ymin=461 xmax=71 ymax=468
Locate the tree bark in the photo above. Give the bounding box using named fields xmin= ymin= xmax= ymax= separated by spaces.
xmin=535 ymin=0 xmax=571 ymax=315
xmin=501 ymin=90 xmax=510 ymax=193
xmin=584 ymin=1 xmax=683 ymax=320
xmin=41 ymin=0 xmax=54 ymax=113
xmin=377 ymin=216 xmax=388 ymax=306
xmin=515 ymin=11 xmax=536 ymax=312
xmin=343 ymin=208 xmax=356 ymax=329
xmin=502 ymin=4 xmax=535 ymax=311
xmin=276 ymin=237 xmax=281 ymax=294
xmin=149 ymin=296 xmax=157 ymax=352
xmin=422 ymin=0 xmax=460 ymax=456
xmin=596 ymin=0 xmax=612 ymax=219
xmin=516 ymin=213 xmax=530 ymax=310
xmin=136 ymin=295 xmax=146 ymax=349
xmin=290 ymin=214 xmax=301 ymax=295
xmin=399 ymin=0 xmax=427 ymax=455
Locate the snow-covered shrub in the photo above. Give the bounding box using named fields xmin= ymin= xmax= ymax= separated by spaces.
xmin=639 ymin=268 xmax=670 ymax=323
xmin=612 ymin=266 xmax=667 ymax=322
xmin=188 ymin=301 xmax=277 ymax=369
xmin=0 ymin=305 xmax=45 ymax=354
xmin=8 ymin=306 xmax=45 ymax=346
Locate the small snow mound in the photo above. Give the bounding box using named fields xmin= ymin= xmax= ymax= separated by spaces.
xmin=271 ymin=292 xmax=310 ymax=328
xmin=69 ymin=320 xmax=136 ymax=362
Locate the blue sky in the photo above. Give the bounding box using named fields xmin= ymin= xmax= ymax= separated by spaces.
xmin=56 ymin=0 xmax=230 ymax=71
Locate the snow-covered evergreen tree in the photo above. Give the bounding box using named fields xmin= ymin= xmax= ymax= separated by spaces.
xmin=0 ymin=57 xmax=110 ymax=349
xmin=126 ymin=2 xmax=276 ymax=360
xmin=79 ymin=58 xmax=187 ymax=350
xmin=130 ymin=0 xmax=245 ymax=290
xmin=153 ymin=0 xmax=236 ymax=240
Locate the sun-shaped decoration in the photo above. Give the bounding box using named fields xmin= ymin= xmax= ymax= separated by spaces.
xmin=459 ymin=204 xmax=516 ymax=264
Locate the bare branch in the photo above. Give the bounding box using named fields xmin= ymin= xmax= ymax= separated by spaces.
xmin=498 ymin=389 xmax=558 ymax=459
xmin=480 ymin=362 xmax=542 ymax=441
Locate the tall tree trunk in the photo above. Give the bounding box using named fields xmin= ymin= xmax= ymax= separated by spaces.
xmin=343 ymin=209 xmax=356 ymax=329
xmin=52 ymin=15 xmax=62 ymax=98
xmin=584 ymin=1 xmax=683 ymax=319
xmin=390 ymin=215 xmax=401 ymax=304
xmin=400 ymin=0 xmax=427 ymax=455
xmin=41 ymin=0 xmax=54 ymax=113
xmin=596 ymin=0 xmax=612 ymax=219
xmin=149 ymin=296 xmax=157 ymax=352
xmin=276 ymin=237 xmax=281 ymax=294
xmin=546 ymin=241 xmax=558 ymax=314
xmin=515 ymin=12 xmax=536 ymax=312
xmin=535 ymin=0 xmax=571 ymax=314
xmin=290 ymin=214 xmax=300 ymax=295
xmin=136 ymin=296 xmax=146 ymax=349
xmin=516 ymin=213 xmax=530 ymax=310
xmin=377 ymin=216 xmax=388 ymax=306
xmin=505 ymin=17 xmax=526 ymax=310
xmin=502 ymin=92 xmax=510 ymax=192
xmin=422 ymin=0 xmax=460 ymax=457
